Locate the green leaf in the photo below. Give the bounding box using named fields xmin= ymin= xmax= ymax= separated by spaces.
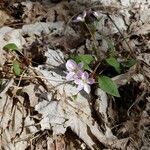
xmin=106 ymin=57 xmax=121 ymax=73
xmin=83 ymin=63 xmax=92 ymax=72
xmin=3 ymin=43 xmax=20 ymax=52
xmin=74 ymin=54 xmax=94 ymax=64
xmin=98 ymin=75 xmax=120 ymax=97
xmin=121 ymin=59 xmax=136 ymax=68
xmin=71 ymin=54 xmax=94 ymax=71
xmin=13 ymin=60 xmax=21 ymax=76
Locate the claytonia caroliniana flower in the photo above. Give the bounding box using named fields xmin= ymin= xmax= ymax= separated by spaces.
xmin=72 ymin=10 xmax=99 ymax=23
xmin=93 ymin=11 xmax=99 ymax=18
xmin=76 ymin=11 xmax=87 ymax=22
xmin=66 ymin=59 xmax=95 ymax=94
xmin=74 ymin=72 xmax=95 ymax=94
xmin=66 ymin=59 xmax=83 ymax=80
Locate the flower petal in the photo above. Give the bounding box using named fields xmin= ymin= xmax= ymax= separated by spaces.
xmin=82 ymin=72 xmax=89 ymax=80
xmin=78 ymin=62 xmax=83 ymax=69
xmin=83 ymin=83 xmax=91 ymax=94
xmin=93 ymin=11 xmax=99 ymax=18
xmin=74 ymin=78 xmax=81 ymax=84
xmin=76 ymin=70 xmax=83 ymax=78
xmin=83 ymin=11 xmax=87 ymax=18
xmin=66 ymin=72 xmax=75 ymax=81
xmin=66 ymin=60 xmax=77 ymax=71
xmin=88 ymin=78 xmax=95 ymax=84
xmin=77 ymin=84 xmax=84 ymax=91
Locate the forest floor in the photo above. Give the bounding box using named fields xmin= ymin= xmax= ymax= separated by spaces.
xmin=0 ymin=0 xmax=150 ymax=150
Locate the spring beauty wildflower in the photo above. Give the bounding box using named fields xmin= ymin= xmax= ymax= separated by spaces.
xmin=72 ymin=10 xmax=99 ymax=23
xmin=74 ymin=72 xmax=95 ymax=94
xmin=66 ymin=59 xmax=95 ymax=94
xmin=66 ymin=59 xmax=83 ymax=81
xmin=72 ymin=11 xmax=87 ymax=23
xmin=92 ymin=11 xmax=99 ymax=19
xmin=76 ymin=11 xmax=87 ymax=22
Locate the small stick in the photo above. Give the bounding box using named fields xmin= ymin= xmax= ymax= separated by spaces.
xmin=106 ymin=13 xmax=136 ymax=59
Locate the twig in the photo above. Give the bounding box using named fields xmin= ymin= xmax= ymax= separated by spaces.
xmin=127 ymin=91 xmax=146 ymax=116
xmin=106 ymin=13 xmax=136 ymax=59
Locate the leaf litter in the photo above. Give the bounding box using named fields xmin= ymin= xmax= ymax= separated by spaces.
xmin=0 ymin=0 xmax=150 ymax=150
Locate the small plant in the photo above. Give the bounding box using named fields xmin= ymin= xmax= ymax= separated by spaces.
xmin=65 ymin=56 xmax=120 ymax=97
xmin=68 ymin=10 xmax=138 ymax=97
xmin=3 ymin=43 xmax=22 ymax=76
xmin=66 ymin=59 xmax=95 ymax=94
xmin=72 ymin=10 xmax=100 ymax=55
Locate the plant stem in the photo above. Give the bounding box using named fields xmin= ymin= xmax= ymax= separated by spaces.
xmin=84 ymin=22 xmax=97 ymax=55
xmin=106 ymin=13 xmax=136 ymax=59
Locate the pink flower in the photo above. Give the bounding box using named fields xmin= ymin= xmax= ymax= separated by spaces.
xmin=76 ymin=11 xmax=87 ymax=22
xmin=72 ymin=11 xmax=87 ymax=23
xmin=66 ymin=60 xmax=95 ymax=94
xmin=93 ymin=11 xmax=99 ymax=18
xmin=66 ymin=59 xmax=83 ymax=81
xmin=74 ymin=72 xmax=95 ymax=94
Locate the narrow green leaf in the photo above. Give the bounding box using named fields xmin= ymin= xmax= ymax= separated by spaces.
xmin=106 ymin=57 xmax=121 ymax=73
xmin=13 ymin=60 xmax=21 ymax=76
xmin=98 ymin=75 xmax=120 ymax=97
xmin=3 ymin=43 xmax=20 ymax=52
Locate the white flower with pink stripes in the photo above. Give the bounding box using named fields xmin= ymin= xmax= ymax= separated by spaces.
xmin=66 ymin=59 xmax=95 ymax=94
